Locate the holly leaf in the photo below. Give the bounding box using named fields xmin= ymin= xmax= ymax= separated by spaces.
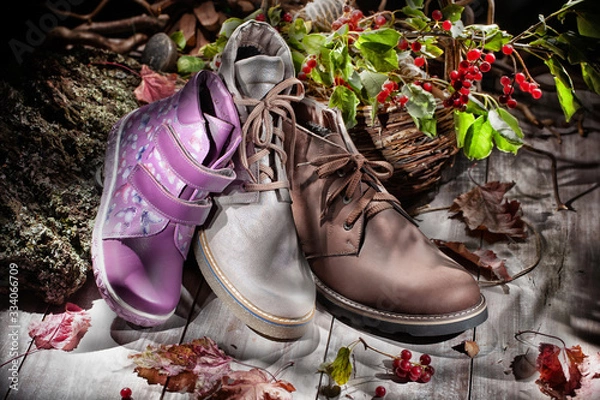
xmin=28 ymin=303 xmax=91 ymax=351
xmin=450 ymin=181 xmax=526 ymax=239
xmin=212 ymin=369 xmax=295 ymax=400
xmin=329 ymin=85 xmax=360 ymax=129
xmin=433 ymin=240 xmax=513 ymax=282
xmin=536 ymin=343 xmax=586 ymax=398
xmin=134 ymin=64 xmax=178 ymax=104
xmin=319 ymin=346 xmax=353 ymax=386
xmin=129 ymin=337 xmax=232 ymax=396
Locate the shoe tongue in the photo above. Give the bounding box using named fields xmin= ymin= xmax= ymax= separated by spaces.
xmin=235 ymin=55 xmax=285 ymax=100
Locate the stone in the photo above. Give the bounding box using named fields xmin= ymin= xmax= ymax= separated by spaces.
xmin=141 ymin=32 xmax=179 ymax=72
xmin=0 ymin=46 xmax=140 ymax=304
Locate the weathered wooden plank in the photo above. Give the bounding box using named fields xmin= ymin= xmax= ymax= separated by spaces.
xmin=470 ymin=87 xmax=600 ymax=399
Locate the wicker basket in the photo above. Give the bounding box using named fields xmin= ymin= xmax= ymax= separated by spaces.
xmin=348 ymin=103 xmax=458 ymax=201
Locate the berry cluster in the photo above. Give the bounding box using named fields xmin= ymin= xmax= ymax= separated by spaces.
xmin=331 ymin=5 xmax=365 ymax=31
xmin=443 ymin=49 xmax=496 ymax=110
xmin=499 ymin=72 xmax=542 ymax=108
xmin=392 ymin=349 xmax=435 ymax=383
xmin=298 ymin=55 xmax=317 ymax=81
xmin=376 ymin=80 xmax=410 ymax=107
xmin=432 ymin=9 xmax=453 ymax=31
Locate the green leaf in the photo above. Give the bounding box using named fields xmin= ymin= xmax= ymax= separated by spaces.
xmin=545 ymin=57 xmax=582 ymax=122
xmin=302 ymin=33 xmax=327 ymax=55
xmin=401 ymin=5 xmax=427 ymax=19
xmin=402 ymin=84 xmax=436 ymax=119
xmin=170 ymin=31 xmax=186 ymax=51
xmin=359 ymin=70 xmax=388 ymax=99
xmin=581 ymin=62 xmax=600 ymax=95
xmin=416 ymin=116 xmax=438 ymax=137
xmin=403 ymin=17 xmax=429 ymax=30
xmin=454 ymin=110 xmax=476 ymax=149
xmin=487 ymin=108 xmax=524 ymax=145
xmin=577 ymin=14 xmax=600 ymax=38
xmin=442 ymin=4 xmax=464 ymax=22
xmin=329 ymin=85 xmax=360 ymax=129
xmin=177 ymin=56 xmax=205 ymax=75
xmin=218 ymin=18 xmax=243 ymax=38
xmin=493 ymin=130 xmax=522 ymax=154
xmin=406 ymin=0 xmax=425 ymax=9
xmin=482 ymin=30 xmax=511 ymax=52
xmin=463 ymin=116 xmax=493 ymax=160
xmin=319 ymin=347 xmax=353 ymax=386
xmin=286 ymin=18 xmax=310 ymax=51
xmin=355 ymin=30 xmax=401 ymax=72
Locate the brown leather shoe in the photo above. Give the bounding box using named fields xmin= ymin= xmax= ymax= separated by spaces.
xmin=284 ymin=98 xmax=487 ymax=336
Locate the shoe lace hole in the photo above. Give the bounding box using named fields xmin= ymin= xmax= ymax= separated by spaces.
xmin=343 ymin=221 xmax=354 ymax=231
xmin=337 ymin=169 xmax=346 ymax=177
xmin=342 ymin=195 xmax=352 ymax=204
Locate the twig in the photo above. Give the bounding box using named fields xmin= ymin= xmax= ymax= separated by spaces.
xmin=357 ymin=337 xmax=396 ymax=359
xmin=48 ymin=26 xmax=148 ymax=54
xmin=73 ymin=14 xmax=168 ymax=36
xmin=522 ymin=143 xmax=572 ymax=211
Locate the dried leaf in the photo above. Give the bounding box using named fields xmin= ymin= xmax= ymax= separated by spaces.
xmin=129 ymin=337 xmax=232 ymax=396
xmin=433 ymin=240 xmax=513 ymax=282
xmin=536 ymin=342 xmax=586 ymax=398
xmin=319 ymin=346 xmax=353 ymax=386
xmin=212 ymin=369 xmax=295 ymax=400
xmin=28 ymin=303 xmax=91 ymax=351
xmin=450 ymin=181 xmax=526 ymax=239
xmin=453 ymin=340 xmax=480 ymax=358
xmin=134 ymin=64 xmax=177 ymax=104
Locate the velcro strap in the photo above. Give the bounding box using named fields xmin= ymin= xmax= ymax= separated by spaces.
xmin=128 ymin=164 xmax=211 ymax=226
xmin=155 ymin=124 xmax=235 ymax=193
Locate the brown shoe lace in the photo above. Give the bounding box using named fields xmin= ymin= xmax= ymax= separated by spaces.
xmin=307 ymin=151 xmax=403 ymax=228
xmin=235 ymin=77 xmax=305 ymax=192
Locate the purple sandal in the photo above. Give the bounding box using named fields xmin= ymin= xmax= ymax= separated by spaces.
xmin=92 ymin=71 xmax=241 ymax=326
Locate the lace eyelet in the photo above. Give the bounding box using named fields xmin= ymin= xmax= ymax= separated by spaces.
xmin=337 ymin=169 xmax=346 ymax=177
xmin=342 ymin=195 xmax=352 ymax=204
xmin=343 ymin=221 xmax=354 ymax=231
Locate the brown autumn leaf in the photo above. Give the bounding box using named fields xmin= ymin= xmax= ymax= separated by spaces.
xmin=433 ymin=240 xmax=513 ymax=282
xmin=129 ymin=337 xmax=232 ymax=397
xmin=536 ymin=343 xmax=586 ymax=399
xmin=450 ymin=181 xmax=526 ymax=239
xmin=212 ymin=369 xmax=296 ymax=400
xmin=134 ymin=64 xmax=178 ymax=104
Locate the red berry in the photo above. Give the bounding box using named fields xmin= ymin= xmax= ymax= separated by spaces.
xmin=500 ymin=75 xmax=511 ymax=86
xmin=409 ymin=365 xmax=423 ymax=381
xmin=419 ymin=354 xmax=432 ymax=365
xmin=507 ymin=98 xmax=518 ymax=108
xmin=396 ymin=94 xmax=409 ymax=106
xmin=392 ymin=358 xmax=402 ymax=369
xmin=398 ymin=38 xmax=409 ymax=50
xmin=419 ymin=370 xmax=433 ymax=383
xmin=449 ymin=70 xmax=459 ymax=80
xmin=377 ymin=90 xmax=389 ymax=103
xmin=414 ymin=56 xmax=426 ymax=68
xmin=502 ymin=44 xmax=514 ymax=55
xmin=531 ymin=88 xmax=543 ymax=99
xmin=298 ymin=71 xmax=307 ymax=80
xmin=515 ymin=72 xmax=526 ymax=84
xmin=343 ymin=4 xmax=352 ymax=13
xmin=462 ymin=80 xmax=472 ymax=88
xmin=331 ymin=20 xmax=342 ymax=30
xmin=432 ymin=10 xmax=443 ymax=21
xmin=302 ymin=64 xmax=312 ymax=74
xmin=499 ymin=94 xmax=509 ymax=104
xmin=306 ymin=58 xmax=317 ymax=69
xmin=256 ymin=13 xmax=266 ymax=22
xmin=383 ymin=81 xmax=397 ymax=92
xmin=282 ymin=13 xmax=293 ymax=23
xmin=411 ymin=41 xmax=422 ymax=52
xmin=519 ymin=82 xmax=531 ymax=92
xmin=459 ymin=60 xmax=470 ymax=70
xmin=375 ymin=14 xmax=387 ymax=27
xmin=503 ymin=84 xmax=513 ymax=95
xmin=484 ymin=52 xmax=496 ymax=63
xmin=442 ymin=20 xmax=452 ymax=31
xmin=425 ymin=365 xmax=435 ymax=375
xmin=375 ymin=386 xmax=387 ymax=397
xmin=120 ymin=387 xmax=132 ymax=399
xmin=473 ymin=71 xmax=483 ymax=81
xmin=395 ymin=367 xmax=408 ymax=378
xmin=351 ymin=9 xmax=364 ymax=22
xmin=422 ymin=82 xmax=432 ymax=92
xmin=400 ymin=349 xmax=412 ymax=360
xmin=479 ymin=61 xmax=491 ymax=72
xmin=460 ymin=87 xmax=470 ymax=96
xmin=467 ymin=49 xmax=481 ymax=61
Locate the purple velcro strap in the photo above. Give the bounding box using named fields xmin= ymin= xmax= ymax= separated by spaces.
xmin=155 ymin=124 xmax=235 ymax=193
xmin=128 ymin=164 xmax=212 ymax=226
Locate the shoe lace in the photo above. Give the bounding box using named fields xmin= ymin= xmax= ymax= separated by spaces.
xmin=307 ymin=151 xmax=402 ymax=228
xmin=235 ymin=77 xmax=305 ymax=192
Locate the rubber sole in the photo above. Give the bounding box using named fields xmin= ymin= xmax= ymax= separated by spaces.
xmin=314 ymin=275 xmax=488 ymax=337
xmin=194 ymin=230 xmax=314 ymax=340
xmin=91 ymin=112 xmax=174 ymax=328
